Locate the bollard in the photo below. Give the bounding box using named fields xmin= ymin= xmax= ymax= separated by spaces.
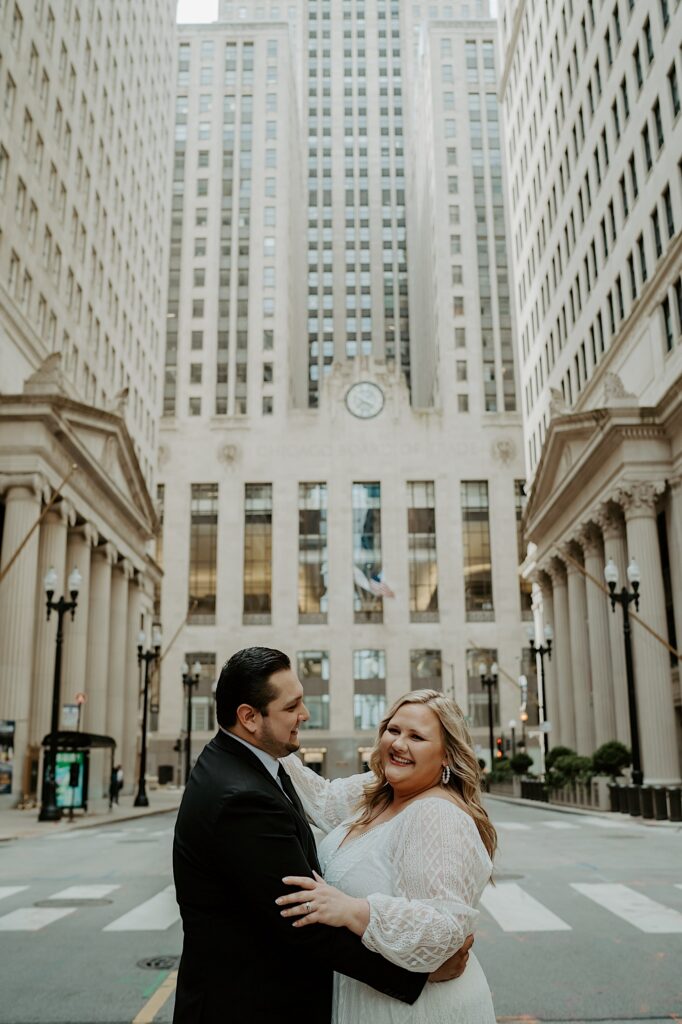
xmin=627 ymin=785 xmax=641 ymax=817
xmin=667 ymin=787 xmax=682 ymax=823
xmin=617 ymin=785 xmax=629 ymax=813
xmin=639 ymin=786 xmax=654 ymax=820
xmin=653 ymin=786 xmax=668 ymax=821
xmin=608 ymin=783 xmax=619 ymax=813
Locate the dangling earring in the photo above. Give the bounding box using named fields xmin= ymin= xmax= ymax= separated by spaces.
xmin=441 ymin=764 xmax=451 ymax=786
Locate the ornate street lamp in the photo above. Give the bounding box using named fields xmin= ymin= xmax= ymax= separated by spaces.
xmin=182 ymin=659 xmax=202 ymax=785
xmin=605 ymin=557 xmax=642 ymax=785
xmin=479 ymin=661 xmax=498 ymax=769
xmin=39 ymin=566 xmax=82 ymax=822
xmin=134 ymin=624 xmax=162 ymax=807
xmin=528 ymin=623 xmax=553 ymax=760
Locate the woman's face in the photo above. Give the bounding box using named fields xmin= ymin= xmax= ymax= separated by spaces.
xmin=379 ymin=703 xmax=447 ymax=795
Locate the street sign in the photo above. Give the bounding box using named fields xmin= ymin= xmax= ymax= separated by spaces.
xmin=61 ymin=704 xmax=79 ymax=729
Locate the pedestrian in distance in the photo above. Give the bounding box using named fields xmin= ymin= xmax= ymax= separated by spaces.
xmin=109 ymin=764 xmax=123 ymax=808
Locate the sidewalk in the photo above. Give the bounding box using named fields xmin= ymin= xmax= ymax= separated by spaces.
xmin=0 ymin=787 xmax=183 ymax=842
xmin=486 ymin=792 xmax=682 ymax=829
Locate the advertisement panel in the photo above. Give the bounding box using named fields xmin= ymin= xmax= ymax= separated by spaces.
xmin=0 ymin=720 xmax=14 ymax=795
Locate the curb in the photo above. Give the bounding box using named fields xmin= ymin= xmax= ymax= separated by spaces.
xmin=0 ymin=798 xmax=182 ymax=843
xmin=485 ymin=793 xmax=682 ymax=829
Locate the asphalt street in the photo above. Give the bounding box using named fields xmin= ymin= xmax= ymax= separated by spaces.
xmin=0 ymin=798 xmax=680 ymax=1023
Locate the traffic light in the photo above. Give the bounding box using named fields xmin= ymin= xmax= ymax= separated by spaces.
xmin=495 ymin=737 xmax=504 ymax=759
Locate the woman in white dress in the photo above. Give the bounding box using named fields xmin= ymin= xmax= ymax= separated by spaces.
xmin=276 ymin=688 xmax=497 ymax=1024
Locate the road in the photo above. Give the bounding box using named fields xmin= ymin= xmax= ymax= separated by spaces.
xmin=0 ymin=799 xmax=680 ymax=1023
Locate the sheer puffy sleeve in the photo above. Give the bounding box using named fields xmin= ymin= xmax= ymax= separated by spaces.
xmin=362 ymin=798 xmax=490 ymax=971
xmin=280 ymin=753 xmax=371 ymax=833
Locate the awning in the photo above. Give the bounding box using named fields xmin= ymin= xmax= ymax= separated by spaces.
xmin=40 ymin=731 xmax=116 ymax=750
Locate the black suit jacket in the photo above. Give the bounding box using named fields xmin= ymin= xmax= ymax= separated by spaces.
xmin=172 ymin=731 xmax=427 ymax=1023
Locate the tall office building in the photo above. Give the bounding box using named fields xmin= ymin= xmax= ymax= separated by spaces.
xmin=500 ymin=0 xmax=682 ymax=780
xmin=153 ymin=1 xmax=533 ymax=780
xmin=0 ymin=0 xmax=175 ymax=804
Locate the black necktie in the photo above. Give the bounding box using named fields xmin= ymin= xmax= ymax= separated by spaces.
xmin=277 ymin=764 xmax=305 ymax=818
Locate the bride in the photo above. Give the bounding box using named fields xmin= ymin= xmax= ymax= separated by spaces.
xmin=277 ymin=688 xmax=497 ymax=1024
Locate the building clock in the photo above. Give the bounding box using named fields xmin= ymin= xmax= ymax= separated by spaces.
xmin=345 ymin=381 xmax=385 ymax=419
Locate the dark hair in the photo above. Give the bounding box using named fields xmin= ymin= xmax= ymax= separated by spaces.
xmin=215 ymin=647 xmax=291 ymax=728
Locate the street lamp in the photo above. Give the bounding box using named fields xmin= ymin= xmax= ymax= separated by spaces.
xmin=182 ymin=659 xmax=202 ymax=785
xmin=479 ymin=661 xmax=498 ymax=769
xmin=528 ymin=623 xmax=553 ymax=760
xmin=134 ymin=624 xmax=162 ymax=807
xmin=39 ymin=566 xmax=82 ymax=822
xmin=518 ymin=674 xmax=529 ymax=749
xmin=508 ymin=719 xmax=518 ymax=757
xmin=605 ymin=557 xmax=642 ymax=786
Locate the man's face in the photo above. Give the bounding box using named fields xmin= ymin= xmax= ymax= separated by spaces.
xmin=252 ymin=668 xmax=309 ymax=758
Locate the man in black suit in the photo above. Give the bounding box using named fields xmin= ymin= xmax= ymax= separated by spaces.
xmin=173 ymin=647 xmax=471 ymax=1024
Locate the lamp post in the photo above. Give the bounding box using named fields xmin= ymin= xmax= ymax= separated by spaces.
xmin=479 ymin=661 xmax=498 ymax=769
xmin=182 ymin=659 xmax=201 ymax=785
xmin=508 ymin=719 xmax=517 ymax=757
xmin=39 ymin=566 xmax=83 ymax=822
xmin=528 ymin=623 xmax=553 ymax=760
xmin=518 ymin=675 xmax=528 ymax=749
xmin=134 ymin=624 xmax=162 ymax=807
xmin=604 ymin=557 xmax=643 ymax=785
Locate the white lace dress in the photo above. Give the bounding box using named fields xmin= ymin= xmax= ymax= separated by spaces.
xmin=283 ymin=756 xmax=496 ymax=1024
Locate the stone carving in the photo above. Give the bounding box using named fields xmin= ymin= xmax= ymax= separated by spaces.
xmin=217 ymin=444 xmax=238 ymax=465
xmin=601 ymin=372 xmax=635 ymax=404
xmin=23 ymin=353 xmax=68 ymax=396
xmin=593 ymin=502 xmax=625 ymax=541
xmin=576 ymin=523 xmax=602 ymax=557
xmin=616 ymin=480 xmax=665 ymax=517
xmin=546 ymin=555 xmax=567 ymax=585
xmin=108 ymin=387 xmax=129 ymax=416
xmin=491 ymin=438 xmax=516 ymax=464
xmin=549 ymin=387 xmax=568 ymax=417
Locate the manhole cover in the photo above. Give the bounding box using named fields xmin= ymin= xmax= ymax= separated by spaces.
xmin=137 ymin=956 xmax=181 ymax=971
xmin=491 ymin=872 xmax=524 ymax=881
xmin=34 ymin=898 xmax=113 ymax=907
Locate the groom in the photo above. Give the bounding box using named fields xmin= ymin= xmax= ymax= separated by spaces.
xmin=172 ymin=647 xmax=472 ymax=1023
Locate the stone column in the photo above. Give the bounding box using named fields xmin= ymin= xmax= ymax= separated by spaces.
xmin=61 ymin=523 xmax=98 ymax=698
xmin=619 ymin=482 xmax=681 ymax=784
xmin=0 ymin=476 xmax=44 ymax=802
xmin=596 ymin=503 xmax=631 ymax=746
xmin=563 ymin=543 xmax=596 ymax=755
xmin=666 ymin=478 xmax=682 ymax=663
xmin=122 ymin=574 xmax=144 ymax=794
xmin=30 ymin=502 xmax=75 ymax=749
xmin=548 ymin=558 xmax=576 ymax=750
xmin=579 ymin=525 xmax=617 ymax=747
xmin=84 ymin=543 xmax=117 ymax=736
xmin=106 ymin=559 xmax=132 ymax=766
xmin=537 ymin=570 xmax=560 ymax=747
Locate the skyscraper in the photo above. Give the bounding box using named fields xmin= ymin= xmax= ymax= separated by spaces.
xmin=500 ymin=0 xmax=682 ymax=780
xmin=153 ymin=1 xmax=533 ymax=780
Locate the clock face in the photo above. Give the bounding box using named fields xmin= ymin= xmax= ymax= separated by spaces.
xmin=345 ymin=382 xmax=385 ymax=419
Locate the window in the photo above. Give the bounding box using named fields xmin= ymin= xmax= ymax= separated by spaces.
xmin=298 ymin=483 xmax=328 ymax=624
xmin=188 ymin=484 xmax=218 ymax=624
xmin=663 ymin=186 xmax=675 ymax=239
xmin=243 ymin=484 xmax=272 ymax=624
xmin=669 ymin=63 xmax=680 ymax=117
xmin=352 ymin=483 xmax=383 ymax=624
xmin=466 ymin=649 xmax=499 ymax=732
xmin=190 ymin=363 xmax=202 ymax=384
xmin=353 ymin=650 xmax=386 ymax=730
xmin=183 ymin=653 xmax=217 ymax=733
xmin=297 ymin=651 xmax=330 ymax=729
xmin=410 ymin=650 xmax=442 ymax=691
xmin=515 ymin=481 xmax=533 ymax=619
xmin=407 ymin=482 xmax=438 ymax=622
xmin=461 ymin=481 xmax=494 ymax=620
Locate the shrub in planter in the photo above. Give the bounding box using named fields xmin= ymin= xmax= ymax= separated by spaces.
xmin=510 ymin=752 xmax=534 ymax=776
xmin=489 ymin=758 xmax=512 ymax=784
xmin=545 ymin=745 xmax=576 ymax=772
xmin=550 ymin=753 xmax=594 ymax=790
xmin=591 ymin=741 xmax=631 ymax=780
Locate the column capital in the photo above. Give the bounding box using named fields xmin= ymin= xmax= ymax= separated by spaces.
xmin=69 ymin=521 xmax=99 ymax=548
xmin=536 ymin=568 xmax=553 ymax=593
xmin=547 ymin=556 xmax=567 ymax=586
xmin=56 ymin=498 xmax=77 ymax=527
xmin=593 ymin=501 xmax=626 ymax=541
xmin=118 ymin=557 xmax=135 ymax=581
xmin=0 ymin=472 xmax=47 ymax=502
xmin=576 ymin=522 xmax=603 ymax=558
xmin=615 ymin=481 xmax=665 ymax=521
xmin=93 ymin=541 xmax=118 ymax=567
xmin=558 ymin=540 xmax=583 ymax=574
xmin=668 ymin=475 xmax=682 ymax=494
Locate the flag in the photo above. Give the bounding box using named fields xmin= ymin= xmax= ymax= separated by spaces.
xmin=353 ymin=566 xmax=374 ymax=592
xmin=369 ymin=573 xmax=395 ymax=599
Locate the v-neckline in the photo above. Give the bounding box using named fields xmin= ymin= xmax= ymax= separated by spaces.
xmin=337 ymin=815 xmax=394 ymax=851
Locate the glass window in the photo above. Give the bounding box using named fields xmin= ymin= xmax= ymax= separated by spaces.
xmin=183 ymin=652 xmax=217 ymax=733
xmin=465 ymin=649 xmax=499 ymax=732
xmin=297 ymin=651 xmax=330 ymax=729
xmin=407 ymin=482 xmax=438 ymax=622
xmin=298 ymin=483 xmax=328 ymax=623
xmin=461 ymin=481 xmax=494 ymax=620
xmin=353 ymin=650 xmax=386 ymax=730
xmin=352 ymin=483 xmax=383 ymax=623
xmin=243 ymin=484 xmax=272 ymax=623
xmin=188 ymin=484 xmax=218 ymax=624
xmin=410 ymin=649 xmax=442 ymax=691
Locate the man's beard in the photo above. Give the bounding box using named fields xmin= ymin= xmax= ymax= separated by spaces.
xmin=259 ymin=719 xmax=301 ymax=759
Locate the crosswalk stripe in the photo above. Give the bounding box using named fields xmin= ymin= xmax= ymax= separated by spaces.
xmin=495 ymin=822 xmax=531 ymax=831
xmin=579 ymin=816 xmax=630 ymax=829
xmin=479 ymin=882 xmax=571 ymax=932
xmin=0 ymin=886 xmax=28 ymax=902
xmin=571 ymin=883 xmax=682 ymax=933
xmin=540 ymin=821 xmax=580 ymax=830
xmin=0 ymin=907 xmax=76 ymax=931
xmin=50 ymin=885 xmax=120 ymax=900
xmin=103 ymin=885 xmax=179 ymax=931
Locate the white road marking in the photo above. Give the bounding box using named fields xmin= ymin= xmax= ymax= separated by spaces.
xmin=0 ymin=907 xmax=76 ymax=930
xmin=495 ymin=822 xmax=531 ymax=831
xmin=571 ymin=883 xmax=682 ymax=933
xmin=50 ymin=885 xmax=120 ymax=900
xmin=103 ymin=885 xmax=179 ymax=931
xmin=480 ymin=882 xmax=571 ymax=931
xmin=0 ymin=886 xmax=28 ymax=902
xmin=580 ymin=816 xmax=630 ymax=829
xmin=541 ymin=821 xmax=580 ymax=830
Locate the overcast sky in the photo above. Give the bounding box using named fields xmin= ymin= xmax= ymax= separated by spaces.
xmin=176 ymin=0 xmax=498 ymax=23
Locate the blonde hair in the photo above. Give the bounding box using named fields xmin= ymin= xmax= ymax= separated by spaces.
xmin=355 ymin=689 xmax=497 ymax=860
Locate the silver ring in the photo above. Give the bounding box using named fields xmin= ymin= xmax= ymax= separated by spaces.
xmin=305 ymin=901 xmax=312 ymax=914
